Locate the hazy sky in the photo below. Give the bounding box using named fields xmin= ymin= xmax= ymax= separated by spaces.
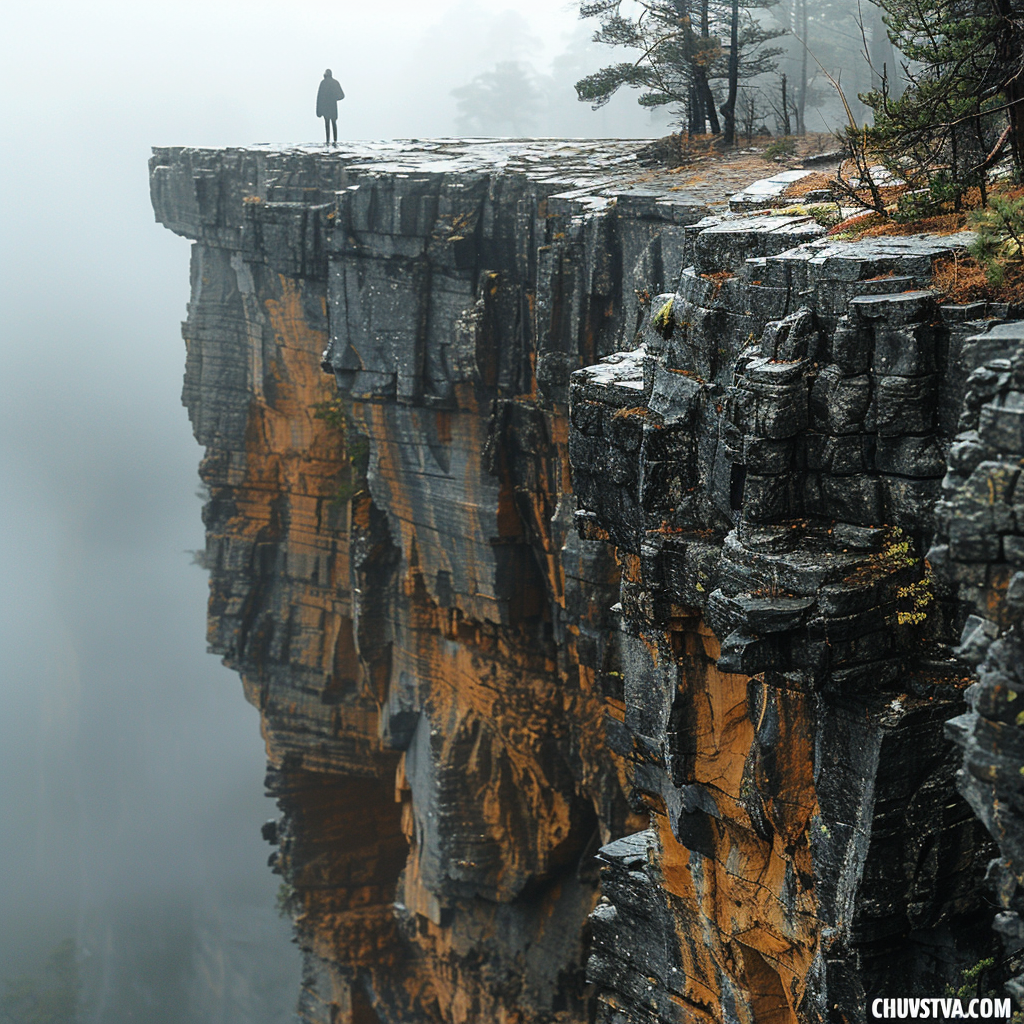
xmin=3 ymin=0 xmax=660 ymax=148
xmin=0 ymin=1 xmax=661 ymax=1020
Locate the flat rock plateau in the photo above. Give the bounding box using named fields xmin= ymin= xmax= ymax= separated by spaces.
xmin=151 ymin=139 xmax=1024 ymax=1024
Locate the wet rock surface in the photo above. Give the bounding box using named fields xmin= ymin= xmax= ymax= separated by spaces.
xmin=570 ymin=218 xmax=1013 ymax=1022
xmin=930 ymin=321 xmax=1024 ymax=1005
xmin=151 ymin=140 xmax=1021 ymax=1023
xmin=152 ymin=139 xmax=700 ymax=1024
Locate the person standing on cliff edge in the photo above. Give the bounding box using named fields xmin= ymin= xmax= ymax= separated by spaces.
xmin=317 ymin=70 xmax=344 ymax=145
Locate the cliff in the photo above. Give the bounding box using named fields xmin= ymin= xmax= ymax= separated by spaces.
xmin=150 ymin=140 xmax=1023 ymax=1024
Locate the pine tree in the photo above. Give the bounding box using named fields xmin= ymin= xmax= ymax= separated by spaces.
xmin=2 ymin=939 xmax=81 ymax=1024
xmin=970 ymin=194 xmax=1024 ymax=283
xmin=452 ymin=62 xmax=546 ymax=137
xmin=575 ymin=0 xmax=784 ymax=139
xmin=861 ymin=0 xmax=1024 ymax=204
xmin=772 ymin=0 xmax=889 ymax=135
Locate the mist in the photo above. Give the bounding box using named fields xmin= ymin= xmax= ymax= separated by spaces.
xmin=0 ymin=0 xmax=669 ymax=1020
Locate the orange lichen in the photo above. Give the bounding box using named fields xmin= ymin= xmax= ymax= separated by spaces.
xmin=646 ymin=616 xmax=819 ymax=1024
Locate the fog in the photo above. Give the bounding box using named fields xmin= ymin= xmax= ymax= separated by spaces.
xmin=0 ymin=1 xmax=664 ymax=1020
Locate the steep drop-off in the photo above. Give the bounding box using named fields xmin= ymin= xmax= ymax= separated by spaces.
xmin=151 ymin=141 xmax=1021 ymax=1024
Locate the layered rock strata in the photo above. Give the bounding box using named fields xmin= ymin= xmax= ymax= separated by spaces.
xmin=150 ymin=141 xmax=1016 ymax=1024
xmin=933 ymin=322 xmax=1024 ymax=1003
xmin=152 ymin=141 xmax=701 ymax=1024
xmin=571 ymin=231 xmax=1012 ymax=1023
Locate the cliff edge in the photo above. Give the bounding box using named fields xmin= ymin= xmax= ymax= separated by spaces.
xmin=150 ymin=140 xmax=1024 ymax=1024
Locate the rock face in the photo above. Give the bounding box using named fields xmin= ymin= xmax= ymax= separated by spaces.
xmin=932 ymin=321 xmax=1024 ymax=1005
xmin=151 ymin=140 xmax=1017 ymax=1024
xmin=570 ymin=232 xmax=1007 ymax=1023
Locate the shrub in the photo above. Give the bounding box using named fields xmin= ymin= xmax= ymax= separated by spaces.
xmin=764 ymin=136 xmax=797 ymax=160
xmin=969 ymin=195 xmax=1024 ymax=286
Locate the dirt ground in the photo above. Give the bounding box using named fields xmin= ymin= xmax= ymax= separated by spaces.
xmin=637 ymin=132 xmax=844 ymax=208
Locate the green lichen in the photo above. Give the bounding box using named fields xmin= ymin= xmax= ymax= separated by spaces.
xmin=772 ymin=202 xmax=844 ymax=228
xmin=311 ymin=399 xmax=369 ymax=510
xmin=652 ymin=297 xmax=675 ymax=339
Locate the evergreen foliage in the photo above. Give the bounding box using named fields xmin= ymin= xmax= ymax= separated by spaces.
xmin=970 ymin=193 xmax=1024 ymax=283
xmin=452 ymin=61 xmax=546 ymax=136
xmin=575 ymin=0 xmax=784 ymax=142
xmin=860 ymin=0 xmax=1024 ymax=206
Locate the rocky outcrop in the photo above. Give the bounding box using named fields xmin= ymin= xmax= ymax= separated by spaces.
xmin=931 ymin=322 xmax=1024 ymax=1005
xmin=151 ymin=141 xmax=704 ymax=1024
xmin=571 ymin=230 xmax=1009 ymax=1023
xmin=151 ymin=140 xmax=1018 ymax=1024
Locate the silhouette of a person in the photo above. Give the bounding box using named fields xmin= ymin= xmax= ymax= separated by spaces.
xmin=317 ymin=70 xmax=344 ymax=145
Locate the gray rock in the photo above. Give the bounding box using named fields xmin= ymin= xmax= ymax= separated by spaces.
xmin=153 ymin=141 xmax=1018 ymax=1024
xmin=647 ymin=363 xmax=702 ymax=426
xmin=980 ymin=391 xmax=1024 ymax=454
xmin=874 ymin=374 xmax=937 ymax=436
xmin=956 ymin=615 xmax=1000 ymax=665
xmin=692 ymin=214 xmax=825 ymax=274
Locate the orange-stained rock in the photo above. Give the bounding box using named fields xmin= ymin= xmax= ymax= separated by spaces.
xmin=151 ymin=142 xmax=1006 ymax=1024
xmin=573 ymin=238 xmax=1002 ymax=1023
xmin=152 ymin=142 xmax=674 ymax=1023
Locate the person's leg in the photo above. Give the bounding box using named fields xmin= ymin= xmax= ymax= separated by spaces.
xmin=324 ymin=116 xmax=330 ymax=144
xmin=330 ymin=118 xmax=337 ymax=143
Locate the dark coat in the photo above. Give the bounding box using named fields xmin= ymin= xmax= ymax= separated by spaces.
xmin=316 ymin=77 xmax=344 ymax=119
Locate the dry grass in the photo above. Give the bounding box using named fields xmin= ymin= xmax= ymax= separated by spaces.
xmin=662 ymin=133 xmax=838 ymax=176
xmin=851 ymin=212 xmax=970 ymax=238
xmin=828 ymin=211 xmax=887 ymax=235
xmin=782 ymin=171 xmax=834 ymax=198
xmin=829 ymin=183 xmax=1024 ymax=240
xmin=611 ymin=405 xmax=649 ymax=420
xmin=931 ymin=255 xmax=1024 ymax=304
xmin=820 ymin=181 xmax=1024 ymax=302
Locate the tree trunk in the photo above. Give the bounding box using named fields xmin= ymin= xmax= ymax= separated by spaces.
xmin=796 ymin=0 xmax=807 ymax=134
xmin=866 ymin=6 xmax=901 ymax=106
xmin=720 ymin=0 xmax=740 ymax=145
xmin=699 ymin=72 xmax=720 ymax=134
xmin=697 ymin=0 xmax=719 ymax=134
xmin=689 ymin=84 xmax=703 ymax=134
xmin=1008 ymin=77 xmax=1024 ymax=181
xmin=995 ymin=0 xmax=1024 ymax=179
xmin=680 ymin=0 xmax=701 ymax=133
